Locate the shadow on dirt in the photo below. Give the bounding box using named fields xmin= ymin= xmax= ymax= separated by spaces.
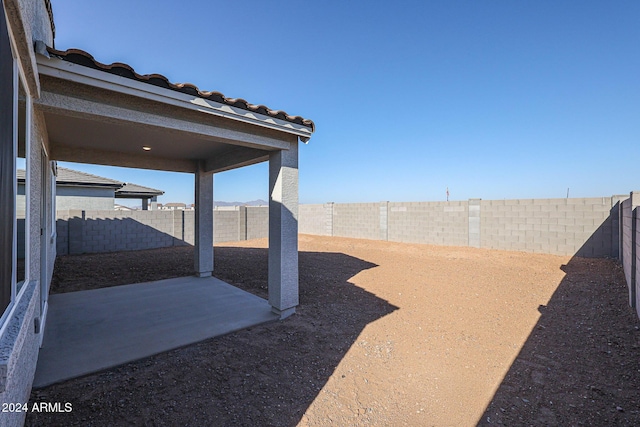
xmin=478 ymin=256 xmax=640 ymax=426
xmin=28 ymin=246 xmax=398 ymax=426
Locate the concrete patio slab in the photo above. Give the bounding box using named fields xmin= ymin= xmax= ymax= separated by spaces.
xmin=34 ymin=276 xmax=278 ymax=388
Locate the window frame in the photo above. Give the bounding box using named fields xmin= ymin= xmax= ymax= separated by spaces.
xmin=0 ymin=2 xmax=32 ymax=334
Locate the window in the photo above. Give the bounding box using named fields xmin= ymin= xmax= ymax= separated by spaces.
xmin=0 ymin=2 xmax=30 ymax=324
xmin=16 ymin=78 xmax=28 ymax=291
xmin=0 ymin=2 xmax=15 ymax=316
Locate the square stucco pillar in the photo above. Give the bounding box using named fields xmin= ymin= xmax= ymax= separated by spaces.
xmin=194 ymin=164 xmax=213 ymax=277
xmin=269 ymin=142 xmax=299 ymax=319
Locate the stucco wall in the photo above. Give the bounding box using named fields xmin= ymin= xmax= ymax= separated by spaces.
xmin=0 ymin=1 xmax=53 ymax=419
xmin=0 ymin=281 xmax=40 ymax=427
xmin=56 ymin=186 xmax=116 ymax=211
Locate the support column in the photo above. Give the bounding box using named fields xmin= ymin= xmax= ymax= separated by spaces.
xmin=468 ymin=198 xmax=481 ymax=248
xmin=238 ymin=206 xmax=247 ymax=241
xmin=194 ymin=163 xmax=213 ymax=277
xmin=268 ymin=142 xmax=298 ymax=319
xmin=141 ymin=198 xmax=148 ymax=210
xmin=379 ymin=201 xmax=388 ymax=241
xmin=324 ymin=202 xmax=334 ymax=236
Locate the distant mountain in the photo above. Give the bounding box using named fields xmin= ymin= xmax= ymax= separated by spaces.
xmin=214 ymin=199 xmax=268 ymax=207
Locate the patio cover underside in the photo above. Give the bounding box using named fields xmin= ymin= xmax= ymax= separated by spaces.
xmin=35 ymin=72 xmax=298 ymax=174
xmin=33 ymin=277 xmax=278 ymax=388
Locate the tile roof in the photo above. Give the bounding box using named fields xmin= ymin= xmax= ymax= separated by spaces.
xmin=55 ymin=167 xmax=122 ymax=187
xmin=19 ymin=167 xmax=164 ymax=199
xmin=116 ymin=183 xmax=164 ymax=197
xmin=18 ymin=167 xmax=120 ymax=187
xmin=45 ymin=46 xmax=315 ymax=132
xmin=44 ymin=0 xmax=55 ymax=39
xmin=19 ymin=167 xmax=164 ymax=195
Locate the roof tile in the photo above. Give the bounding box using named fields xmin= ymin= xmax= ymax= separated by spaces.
xmin=55 ymin=167 xmax=122 ymax=187
xmin=116 ymin=183 xmax=164 ymax=196
xmin=46 ymin=46 xmax=315 ymax=132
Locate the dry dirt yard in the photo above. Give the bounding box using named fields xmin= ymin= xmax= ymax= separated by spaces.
xmin=27 ymin=235 xmax=640 ymax=426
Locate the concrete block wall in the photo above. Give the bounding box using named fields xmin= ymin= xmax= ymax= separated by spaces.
xmin=246 ymin=206 xmax=269 ymax=240
xmin=57 ymin=210 xmax=179 ymax=255
xmin=55 ymin=207 xmax=272 ymax=255
xmin=55 ymin=211 xmax=69 ymax=255
xmin=636 ymin=212 xmax=640 ymax=316
xmin=214 ymin=207 xmax=241 ymax=243
xmin=619 ymin=192 xmax=640 ymax=316
xmin=480 ymin=197 xmax=616 ymax=256
xmin=300 ymin=196 xmax=628 ymax=259
xmin=333 ymin=203 xmax=380 ymax=240
xmin=182 ymin=211 xmax=195 ymax=245
xmin=387 ymin=201 xmax=469 ymax=246
xmin=55 ymin=194 xmax=639 ymax=267
xmin=299 ymin=204 xmax=331 ymax=236
xmin=621 ymin=198 xmax=634 ymax=302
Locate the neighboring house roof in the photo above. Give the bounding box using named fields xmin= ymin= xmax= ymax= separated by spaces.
xmin=17 ymin=168 xmax=164 ymax=199
xmin=114 ymin=204 xmax=136 ymax=211
xmin=45 ymin=47 xmax=315 ymax=132
xmin=115 ymin=183 xmax=164 ymax=198
xmin=55 ymin=167 xmax=122 ymax=188
xmin=164 ymin=203 xmax=186 ymax=208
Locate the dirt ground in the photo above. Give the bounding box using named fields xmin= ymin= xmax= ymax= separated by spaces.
xmin=27 ymin=235 xmax=640 ymax=426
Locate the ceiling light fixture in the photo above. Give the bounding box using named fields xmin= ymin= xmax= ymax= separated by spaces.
xmin=142 ymin=146 xmax=151 ymax=151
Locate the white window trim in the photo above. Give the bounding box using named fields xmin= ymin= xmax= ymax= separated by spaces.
xmin=49 ymin=161 xmax=56 ymax=241
xmin=0 ymin=6 xmax=32 ymax=337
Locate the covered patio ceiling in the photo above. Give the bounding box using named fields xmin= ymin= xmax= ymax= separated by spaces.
xmin=32 ymin=42 xmax=312 ymax=319
xmin=34 ymin=45 xmax=314 ymax=173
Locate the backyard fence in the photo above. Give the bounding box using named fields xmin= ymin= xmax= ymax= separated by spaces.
xmin=299 ymin=196 xmax=626 ymax=257
xmin=56 ymin=193 xmax=640 ymax=317
xmin=55 ymin=206 xmax=268 ymax=256
xmin=619 ymin=192 xmax=640 ymax=319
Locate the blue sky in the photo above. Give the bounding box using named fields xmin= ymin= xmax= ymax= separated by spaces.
xmin=51 ymin=1 xmax=639 ymax=205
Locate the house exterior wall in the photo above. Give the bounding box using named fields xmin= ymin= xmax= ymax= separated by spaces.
xmin=56 ymin=186 xmax=116 ymax=210
xmin=4 ymin=0 xmax=53 ymax=96
xmin=0 ymin=1 xmax=54 ymax=424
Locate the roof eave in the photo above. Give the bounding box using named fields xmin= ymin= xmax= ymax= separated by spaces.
xmin=115 ymin=192 xmax=163 ymax=198
xmin=36 ymin=53 xmax=314 ymax=141
xmin=56 ymin=182 xmax=123 ymax=189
